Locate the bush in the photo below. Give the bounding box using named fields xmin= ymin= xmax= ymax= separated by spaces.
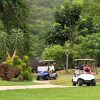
xmin=22 ymin=71 xmax=33 ymax=81
xmin=23 ymin=55 xmax=29 ymax=63
xmin=13 ymin=56 xmax=22 ymax=66
xmin=2 ymin=55 xmax=33 ymax=81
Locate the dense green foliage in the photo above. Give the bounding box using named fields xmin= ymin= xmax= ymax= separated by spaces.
xmin=0 ymin=0 xmax=28 ymax=32
xmin=0 ymin=0 xmax=100 ymax=67
xmin=73 ymin=32 xmax=100 ymax=66
xmin=41 ymin=0 xmax=100 ymax=67
xmin=0 ymin=29 xmax=26 ymax=61
xmin=46 ymin=1 xmax=82 ymax=45
xmin=41 ymin=45 xmax=65 ymax=66
xmin=0 ymin=0 xmax=30 ymax=59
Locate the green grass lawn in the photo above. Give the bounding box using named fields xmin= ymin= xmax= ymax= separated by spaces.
xmin=0 ymin=86 xmax=100 ymax=100
xmin=0 ymin=73 xmax=100 ymax=86
xmin=0 ymin=80 xmax=37 ymax=86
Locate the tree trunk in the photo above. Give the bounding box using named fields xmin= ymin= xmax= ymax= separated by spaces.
xmin=65 ymin=53 xmax=69 ymax=74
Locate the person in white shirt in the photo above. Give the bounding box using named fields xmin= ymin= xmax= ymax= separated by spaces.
xmin=49 ymin=63 xmax=55 ymax=76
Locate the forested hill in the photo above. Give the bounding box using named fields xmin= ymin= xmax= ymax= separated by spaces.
xmin=27 ymin=0 xmax=100 ymax=23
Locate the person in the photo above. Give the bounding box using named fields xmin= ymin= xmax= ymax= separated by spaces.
xmin=83 ymin=64 xmax=92 ymax=74
xmin=74 ymin=66 xmax=80 ymax=75
xmin=49 ymin=63 xmax=55 ymax=72
xmin=48 ymin=63 xmax=55 ymax=76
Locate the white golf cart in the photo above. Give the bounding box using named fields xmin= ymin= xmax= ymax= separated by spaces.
xmin=72 ymin=59 xmax=96 ymax=86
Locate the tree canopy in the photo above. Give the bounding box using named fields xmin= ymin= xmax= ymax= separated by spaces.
xmin=0 ymin=0 xmax=28 ymax=32
xmin=46 ymin=1 xmax=82 ymax=45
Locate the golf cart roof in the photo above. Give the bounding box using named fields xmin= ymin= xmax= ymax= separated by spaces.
xmin=74 ymin=59 xmax=95 ymax=61
xmin=40 ymin=60 xmax=55 ymax=62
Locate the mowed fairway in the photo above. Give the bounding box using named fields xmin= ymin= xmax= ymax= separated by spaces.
xmin=0 ymin=85 xmax=100 ymax=100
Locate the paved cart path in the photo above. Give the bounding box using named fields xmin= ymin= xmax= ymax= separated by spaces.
xmin=0 ymin=80 xmax=77 ymax=91
xmin=0 ymin=84 xmax=76 ymax=91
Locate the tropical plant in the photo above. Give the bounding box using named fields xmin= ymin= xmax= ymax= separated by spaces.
xmin=0 ymin=29 xmax=26 ymax=61
xmin=3 ymin=55 xmax=33 ymax=81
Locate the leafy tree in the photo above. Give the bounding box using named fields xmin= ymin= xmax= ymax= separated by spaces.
xmin=0 ymin=30 xmax=8 ymax=61
xmin=82 ymin=0 xmax=100 ymax=24
xmin=32 ymin=0 xmax=64 ymax=8
xmin=78 ymin=16 xmax=99 ymax=36
xmin=73 ymin=33 xmax=100 ymax=66
xmin=29 ymin=34 xmax=47 ymax=57
xmin=0 ymin=0 xmax=28 ymax=32
xmin=8 ymin=29 xmax=25 ymax=56
xmin=0 ymin=29 xmax=26 ymax=61
xmin=41 ymin=45 xmax=65 ymax=67
xmin=46 ymin=0 xmax=82 ymax=45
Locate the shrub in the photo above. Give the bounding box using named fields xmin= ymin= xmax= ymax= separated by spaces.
xmin=22 ymin=71 xmax=33 ymax=81
xmin=1 ymin=55 xmax=33 ymax=81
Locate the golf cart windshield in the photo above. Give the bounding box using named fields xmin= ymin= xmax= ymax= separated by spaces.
xmin=74 ymin=59 xmax=95 ymax=67
xmin=37 ymin=66 xmax=48 ymax=72
xmin=74 ymin=59 xmax=97 ymax=74
xmin=38 ymin=59 xmax=56 ymax=72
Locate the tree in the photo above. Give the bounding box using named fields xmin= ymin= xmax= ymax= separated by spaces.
xmin=29 ymin=34 xmax=47 ymax=57
xmin=0 ymin=0 xmax=28 ymax=32
xmin=73 ymin=33 xmax=100 ymax=66
xmin=0 ymin=30 xmax=8 ymax=61
xmin=8 ymin=29 xmax=25 ymax=56
xmin=78 ymin=16 xmax=99 ymax=36
xmin=46 ymin=1 xmax=82 ymax=45
xmin=41 ymin=45 xmax=65 ymax=67
xmin=0 ymin=29 xmax=26 ymax=61
xmin=64 ymin=41 xmax=74 ymax=72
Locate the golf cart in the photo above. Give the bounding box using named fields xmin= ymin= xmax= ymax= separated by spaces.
xmin=72 ymin=59 xmax=96 ymax=86
xmin=36 ymin=60 xmax=57 ymax=80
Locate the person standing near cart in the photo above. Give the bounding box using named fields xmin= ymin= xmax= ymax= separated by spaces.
xmin=49 ymin=63 xmax=55 ymax=76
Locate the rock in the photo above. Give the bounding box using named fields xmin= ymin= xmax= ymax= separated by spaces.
xmin=0 ymin=64 xmax=21 ymax=81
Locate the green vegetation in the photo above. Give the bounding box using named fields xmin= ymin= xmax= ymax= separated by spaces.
xmin=0 ymin=80 xmax=35 ymax=86
xmin=46 ymin=1 xmax=82 ymax=45
xmin=0 ymin=0 xmax=100 ymax=76
xmin=3 ymin=55 xmax=33 ymax=81
xmin=41 ymin=0 xmax=100 ymax=68
xmin=73 ymin=33 xmax=100 ymax=58
xmin=41 ymin=45 xmax=65 ymax=66
xmin=0 ymin=86 xmax=100 ymax=100
xmin=0 ymin=0 xmax=28 ymax=32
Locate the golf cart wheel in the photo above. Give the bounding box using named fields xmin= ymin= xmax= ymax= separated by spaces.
xmin=92 ymin=79 xmax=96 ymax=86
xmin=72 ymin=82 xmax=76 ymax=86
xmin=36 ymin=76 xmax=40 ymax=80
xmin=44 ymin=75 xmax=49 ymax=80
xmin=52 ymin=77 xmax=56 ymax=80
xmin=77 ymin=79 xmax=83 ymax=86
xmin=72 ymin=80 xmax=76 ymax=86
xmin=87 ymin=83 xmax=91 ymax=86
